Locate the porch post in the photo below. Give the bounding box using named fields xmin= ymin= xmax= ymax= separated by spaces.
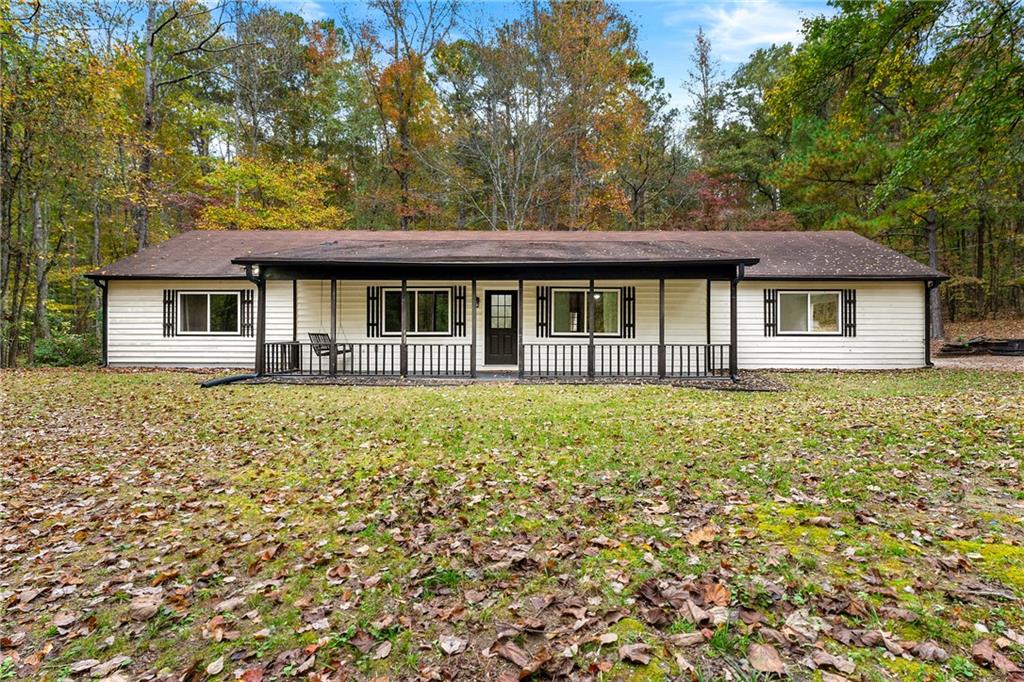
xmin=658 ymin=278 xmax=666 ymax=378
xmin=470 ymin=279 xmax=478 ymax=378
xmin=400 ymin=279 xmax=408 ymax=377
xmin=329 ymin=278 xmax=337 ymax=376
xmin=729 ymin=270 xmax=739 ymax=381
xmin=517 ymin=279 xmax=524 ymax=378
xmin=588 ymin=279 xmax=596 ymax=378
xmin=706 ymin=279 xmax=711 ymax=345
xmin=255 ymin=275 xmax=266 ymax=375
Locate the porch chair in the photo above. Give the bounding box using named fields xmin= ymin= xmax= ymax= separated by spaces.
xmin=308 ymin=332 xmax=350 ymax=372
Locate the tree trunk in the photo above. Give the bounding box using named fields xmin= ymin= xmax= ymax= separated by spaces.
xmin=31 ymin=190 xmax=50 ymax=361
xmin=133 ymin=0 xmax=157 ymax=252
xmin=926 ymin=209 xmax=944 ymax=339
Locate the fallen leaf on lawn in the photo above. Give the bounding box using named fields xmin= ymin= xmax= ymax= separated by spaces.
xmin=596 ymin=632 xmax=618 ymax=645
xmin=53 ymin=611 xmax=77 ymax=629
xmin=972 ymin=639 xmax=1022 ymax=673
xmin=668 ymin=632 xmax=704 ymax=647
xmin=349 ymin=629 xmax=376 ymax=654
xmin=69 ymin=658 xmax=99 ymax=673
xmin=810 ymin=648 xmax=856 ymax=673
xmin=206 ymin=655 xmax=224 ymax=675
xmin=464 ymin=589 xmax=487 ymax=604
xmin=372 ymin=641 xmax=392 ymax=660
xmin=491 ymin=640 xmax=532 ymax=668
xmin=438 ymin=634 xmax=466 ymax=655
xmin=748 ymin=643 xmax=785 ymax=674
xmin=151 ymin=569 xmax=179 ymax=587
xmin=619 ymin=642 xmax=653 ymax=665
xmin=783 ymin=609 xmax=823 ymax=642
xmin=911 ymin=641 xmax=948 ymax=662
xmin=239 ymin=668 xmax=264 ymax=682
xmin=216 ymin=596 xmax=245 ymax=613
xmin=686 ymin=524 xmax=719 ymax=546
xmin=92 ymin=656 xmax=131 ymax=677
xmin=703 ymin=582 xmax=730 ymax=607
xmin=128 ymin=594 xmax=161 ymax=621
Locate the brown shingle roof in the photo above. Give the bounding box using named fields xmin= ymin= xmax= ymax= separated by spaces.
xmin=87 ymin=230 xmax=946 ymax=281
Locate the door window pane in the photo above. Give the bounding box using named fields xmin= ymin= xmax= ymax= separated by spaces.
xmin=779 ymin=293 xmax=809 ymax=333
xmin=490 ymin=294 xmax=512 ymax=329
xmin=810 ymin=293 xmax=839 ymax=332
xmin=209 ymin=294 xmax=238 ymax=332
xmin=180 ymin=294 xmax=208 ymax=332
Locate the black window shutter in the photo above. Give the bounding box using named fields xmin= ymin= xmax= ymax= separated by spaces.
xmin=536 ymin=286 xmax=550 ymax=337
xmin=366 ymin=286 xmax=380 ymax=337
xmin=240 ymin=290 xmax=254 ymax=337
xmin=842 ymin=289 xmax=857 ymax=337
xmin=454 ymin=286 xmax=466 ymax=336
xmin=163 ymin=289 xmax=177 ymax=337
xmin=623 ymin=286 xmax=636 ymax=338
xmin=763 ymin=289 xmax=778 ymax=337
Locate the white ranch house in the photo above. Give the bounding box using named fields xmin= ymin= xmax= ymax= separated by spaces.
xmin=87 ymin=230 xmax=947 ymax=380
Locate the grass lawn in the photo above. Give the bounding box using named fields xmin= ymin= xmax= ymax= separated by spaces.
xmin=1 ymin=369 xmax=1022 ymax=681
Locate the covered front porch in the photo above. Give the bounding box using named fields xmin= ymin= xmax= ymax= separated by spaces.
xmin=249 ymin=271 xmax=743 ymax=382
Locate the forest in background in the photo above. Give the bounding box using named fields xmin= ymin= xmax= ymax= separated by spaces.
xmin=1 ymin=0 xmax=1022 ymax=366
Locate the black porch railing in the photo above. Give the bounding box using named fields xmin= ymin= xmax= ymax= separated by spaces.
xmin=523 ymin=343 xmax=730 ymax=379
xmin=262 ymin=341 xmax=471 ymax=377
xmin=265 ymin=341 xmax=730 ymax=380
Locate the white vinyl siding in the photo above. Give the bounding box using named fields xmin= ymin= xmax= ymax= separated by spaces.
xmin=106 ymin=277 xmax=927 ymax=370
xmin=709 ymin=280 xmax=925 ymax=369
xmin=106 ymin=279 xmax=292 ymax=368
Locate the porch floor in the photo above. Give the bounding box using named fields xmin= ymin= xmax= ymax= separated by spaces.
xmin=232 ymin=371 xmax=786 ymax=391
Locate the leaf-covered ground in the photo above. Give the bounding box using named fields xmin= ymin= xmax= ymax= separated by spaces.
xmin=1 ymin=369 xmax=1022 ymax=682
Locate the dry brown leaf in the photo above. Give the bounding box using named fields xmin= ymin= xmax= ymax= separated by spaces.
xmin=748 ymin=643 xmax=785 ymax=674
xmin=619 ymin=642 xmax=653 ymax=665
xmin=206 ymin=655 xmax=224 ymax=675
xmin=371 ymin=640 xmax=392 ymax=660
xmin=911 ymin=641 xmax=949 ymax=662
xmin=703 ymin=582 xmax=730 ymax=607
xmin=438 ymin=634 xmax=466 ymax=655
xmin=972 ymin=639 xmax=1022 ymax=673
xmin=128 ymin=594 xmax=161 ymax=621
xmin=686 ymin=524 xmax=719 ymax=546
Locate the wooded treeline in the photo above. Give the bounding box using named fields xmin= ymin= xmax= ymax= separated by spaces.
xmin=2 ymin=0 xmax=1022 ymax=365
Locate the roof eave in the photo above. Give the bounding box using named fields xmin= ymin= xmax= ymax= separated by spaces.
xmin=230 ymin=256 xmax=762 ymax=267
xmin=743 ymin=273 xmax=950 ymax=282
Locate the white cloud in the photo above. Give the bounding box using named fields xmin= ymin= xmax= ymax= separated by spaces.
xmin=275 ymin=1 xmax=329 ymax=22
xmin=663 ymin=0 xmax=824 ymax=64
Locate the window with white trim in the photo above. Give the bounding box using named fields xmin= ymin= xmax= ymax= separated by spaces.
xmin=383 ymin=289 xmax=451 ymax=335
xmin=552 ymin=289 xmax=620 ymax=335
xmin=778 ymin=291 xmax=840 ymax=334
xmin=178 ymin=292 xmax=240 ymax=334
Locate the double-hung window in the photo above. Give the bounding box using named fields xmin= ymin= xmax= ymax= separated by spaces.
xmin=778 ymin=291 xmax=840 ymax=334
xmin=179 ymin=292 xmax=240 ymax=334
xmin=552 ymin=289 xmax=620 ymax=336
xmin=383 ymin=289 xmax=450 ymax=335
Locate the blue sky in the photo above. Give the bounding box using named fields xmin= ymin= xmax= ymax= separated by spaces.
xmin=271 ymin=0 xmax=834 ymax=113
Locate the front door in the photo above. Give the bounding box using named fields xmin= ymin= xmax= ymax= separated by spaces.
xmin=485 ymin=291 xmax=517 ymax=365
